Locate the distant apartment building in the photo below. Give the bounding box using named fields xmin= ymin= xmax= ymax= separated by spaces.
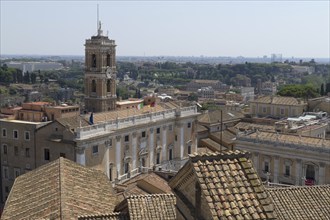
xmin=308 ymin=97 xmax=330 ymax=114
xmin=292 ymin=65 xmax=315 ymax=75
xmin=157 ymin=86 xmax=178 ymax=96
xmin=235 ymin=131 xmax=330 ymax=186
xmin=18 ymin=102 xmax=80 ymax=122
xmin=275 ymin=115 xmax=328 ymax=138
xmin=6 ymin=61 xmax=64 ymax=72
xmin=240 ymin=86 xmax=255 ymax=102
xmin=249 ymin=96 xmax=307 ymax=118
xmin=0 ymin=119 xmax=48 ymax=203
xmin=256 ymin=79 xmax=277 ymax=96
xmin=271 ymin=53 xmax=282 ymax=63
xmin=186 ymin=79 xmax=229 ymax=92
xmin=0 ymin=102 xmax=80 ymax=122
xmin=197 ymin=86 xmax=214 ymax=99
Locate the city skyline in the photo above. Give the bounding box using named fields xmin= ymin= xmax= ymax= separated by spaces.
xmin=1 ymin=1 xmax=329 ymax=58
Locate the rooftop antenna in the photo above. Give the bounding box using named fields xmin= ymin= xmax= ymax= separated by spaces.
xmin=97 ymin=4 xmax=99 ymax=33
xmin=97 ymin=4 xmax=103 ymax=36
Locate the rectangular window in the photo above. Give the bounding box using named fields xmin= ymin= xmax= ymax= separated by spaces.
xmin=5 ymin=186 xmax=9 ymax=193
xmin=109 ymin=138 xmax=112 ymax=146
xmin=3 ymin=167 xmax=8 ymax=179
xmin=262 ymin=107 xmax=266 ymax=113
xmin=280 ymin=109 xmax=285 ymax=115
xmin=156 ymin=127 xmax=160 ymax=134
xmin=14 ymin=146 xmax=18 ymax=156
xmin=142 ymin=131 xmax=146 ymax=138
xmin=25 ymin=131 xmax=30 ymax=140
xmin=13 ymin=130 xmax=18 ymax=139
xmin=175 ymin=135 xmax=178 ymax=141
xmin=3 ymin=144 xmax=8 ymax=155
xmin=25 ymin=148 xmax=30 ymax=158
xmin=124 ymin=162 xmax=129 ymax=174
xmin=169 ymin=125 xmax=173 ymax=131
xmin=264 ymin=161 xmax=269 ymax=173
xmin=188 ymin=145 xmax=191 ymax=155
xmin=92 ymin=145 xmax=98 ymax=154
xmin=44 ymin=149 xmax=50 ymax=160
xmin=187 ymin=122 xmax=191 ymax=128
xmin=169 ymin=149 xmax=173 ymax=161
xmin=156 ymin=153 xmax=160 ymax=164
xmin=285 ymin=165 xmax=290 ymax=176
xmin=125 ymin=135 xmax=129 ymax=142
xmin=2 ymin=129 xmax=7 ymax=137
xmin=14 ymin=168 xmax=20 ymax=178
xmin=109 ymin=167 xmax=112 ymax=181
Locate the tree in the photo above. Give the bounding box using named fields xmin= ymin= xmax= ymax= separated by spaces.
xmin=320 ymin=83 xmax=325 ymax=96
xmin=17 ymin=69 xmax=23 ymax=83
xmin=23 ymin=71 xmax=30 ymax=84
xmin=31 ymin=72 xmax=37 ymax=84
xmin=188 ymin=92 xmax=198 ymax=101
xmin=277 ymin=84 xmax=318 ymax=99
xmin=326 ymin=83 xmax=330 ymax=94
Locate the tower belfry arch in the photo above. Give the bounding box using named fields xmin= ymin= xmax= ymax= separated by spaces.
xmin=84 ymin=6 xmax=117 ymax=113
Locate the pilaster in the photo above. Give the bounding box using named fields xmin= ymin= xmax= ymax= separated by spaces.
xmin=116 ymin=135 xmax=121 ymax=177
xmin=295 ymin=159 xmax=302 ymax=185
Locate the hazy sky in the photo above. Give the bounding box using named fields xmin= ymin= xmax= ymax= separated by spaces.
xmin=1 ymin=1 xmax=329 ymax=58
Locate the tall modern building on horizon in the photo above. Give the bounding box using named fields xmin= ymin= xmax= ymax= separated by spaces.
xmin=84 ymin=21 xmax=117 ymax=113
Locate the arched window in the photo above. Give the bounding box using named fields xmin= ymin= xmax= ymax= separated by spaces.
xmin=107 ymin=79 xmax=111 ymax=92
xmin=92 ymin=54 xmax=96 ymax=67
xmin=91 ymin=80 xmax=96 ymax=93
xmin=107 ymin=54 xmax=111 ymax=67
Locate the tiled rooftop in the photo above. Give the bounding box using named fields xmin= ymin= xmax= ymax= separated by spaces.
xmin=115 ymin=172 xmax=172 ymax=200
xmin=78 ymin=212 xmax=129 ymax=220
xmin=56 ymin=115 xmax=90 ymax=129
xmin=250 ymin=96 xmax=305 ymax=106
xmin=78 ymin=194 xmax=177 ymax=220
xmin=126 ymin=194 xmax=176 ymax=220
xmin=210 ymin=130 xmax=236 ymax=146
xmin=199 ymin=137 xmax=225 ymax=152
xmin=267 ymin=185 xmax=330 ymax=220
xmin=89 ymin=104 xmax=166 ymax=124
xmin=197 ymin=124 xmax=209 ymax=132
xmin=1 ymin=158 xmax=117 ymax=220
xmin=170 ymin=150 xmax=276 ymax=219
xmin=198 ymin=109 xmax=244 ymax=124
xmin=243 ymin=131 xmax=330 ymax=149
xmin=234 ymin=122 xmax=275 ymax=132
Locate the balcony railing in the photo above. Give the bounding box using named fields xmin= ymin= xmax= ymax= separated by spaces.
xmin=75 ymin=106 xmax=198 ymax=140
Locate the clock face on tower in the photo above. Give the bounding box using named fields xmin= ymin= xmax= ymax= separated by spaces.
xmin=106 ymin=66 xmax=116 ymax=79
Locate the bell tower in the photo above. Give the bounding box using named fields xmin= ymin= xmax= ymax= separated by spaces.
xmin=84 ymin=17 xmax=117 ymax=113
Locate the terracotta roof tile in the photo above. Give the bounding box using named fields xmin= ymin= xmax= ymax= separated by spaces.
xmin=127 ymin=194 xmax=176 ymax=220
xmin=187 ymin=150 xmax=276 ymax=219
xmin=250 ymin=96 xmax=305 ymax=106
xmin=198 ymin=109 xmax=244 ymax=125
xmin=1 ymin=158 xmax=117 ymax=220
xmin=267 ymin=185 xmax=330 ymax=220
xmin=78 ymin=212 xmax=129 ymax=220
xmin=244 ymin=131 xmax=330 ymax=149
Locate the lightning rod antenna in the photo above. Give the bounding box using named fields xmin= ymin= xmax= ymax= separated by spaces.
xmin=97 ymin=4 xmax=99 ymax=33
